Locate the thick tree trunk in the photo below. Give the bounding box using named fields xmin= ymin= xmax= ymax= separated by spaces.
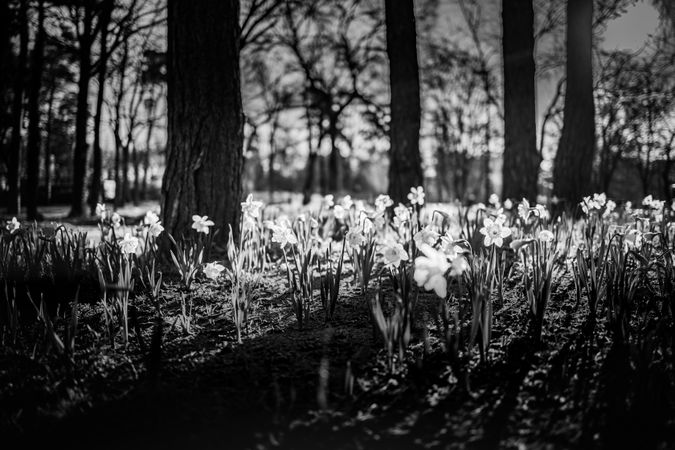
xmin=25 ymin=0 xmax=46 ymax=219
xmin=89 ymin=0 xmax=112 ymax=215
xmin=0 ymin=0 xmax=12 ymax=163
xmin=162 ymin=0 xmax=244 ymax=243
xmin=501 ymin=0 xmax=539 ymax=202
xmin=385 ymin=0 xmax=423 ymax=204
xmin=70 ymin=6 xmax=93 ymax=217
xmin=552 ymin=0 xmax=595 ymax=206
xmin=7 ymin=0 xmax=28 ymax=215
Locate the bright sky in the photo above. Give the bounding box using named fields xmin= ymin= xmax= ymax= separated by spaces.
xmin=602 ymin=0 xmax=661 ymax=51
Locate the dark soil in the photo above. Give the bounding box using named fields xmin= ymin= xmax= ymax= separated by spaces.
xmin=1 ymin=266 xmax=673 ymax=450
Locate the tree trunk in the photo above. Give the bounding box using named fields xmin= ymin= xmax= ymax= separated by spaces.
xmin=44 ymin=80 xmax=55 ymax=204
xmin=132 ymin=143 xmax=139 ymax=204
xmin=162 ymin=0 xmax=244 ymax=243
xmin=89 ymin=0 xmax=112 ymax=215
xmin=327 ymin=115 xmax=342 ymax=192
xmin=501 ymin=0 xmax=539 ymax=202
xmin=268 ymin=112 xmax=279 ymax=202
xmin=70 ymin=5 xmax=94 ymax=217
xmin=552 ymin=0 xmax=595 ymax=206
xmin=122 ymin=142 xmax=130 ymax=202
xmin=302 ymin=107 xmax=315 ymax=204
xmin=142 ymin=109 xmax=155 ymax=200
xmin=7 ymin=0 xmax=28 ymax=215
xmin=385 ymin=0 xmax=423 ymax=204
xmin=0 ymin=0 xmax=12 ymax=165
xmin=25 ymin=0 xmax=46 ymax=219
xmin=113 ymin=38 xmax=128 ymax=207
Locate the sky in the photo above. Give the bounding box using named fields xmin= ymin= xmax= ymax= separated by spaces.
xmin=602 ymin=0 xmax=661 ymax=52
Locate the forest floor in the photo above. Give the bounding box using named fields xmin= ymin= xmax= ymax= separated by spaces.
xmin=2 ymin=260 xmax=673 ymax=450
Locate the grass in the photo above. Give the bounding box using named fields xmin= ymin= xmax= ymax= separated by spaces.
xmin=0 ymin=191 xmax=674 ymax=449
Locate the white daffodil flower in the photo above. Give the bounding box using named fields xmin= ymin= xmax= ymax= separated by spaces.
xmin=382 ymin=242 xmax=408 ymax=268
xmin=479 ymin=217 xmax=512 ymax=248
xmin=192 ymin=215 xmax=215 ymax=234
xmin=413 ymin=244 xmax=450 ymax=298
xmin=203 ymin=262 xmax=225 ymax=281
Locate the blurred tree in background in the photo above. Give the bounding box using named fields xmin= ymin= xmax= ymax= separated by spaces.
xmin=0 ymin=0 xmax=673 ymax=222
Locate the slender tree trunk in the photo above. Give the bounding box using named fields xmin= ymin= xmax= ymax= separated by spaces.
xmin=268 ymin=112 xmax=279 ymax=202
xmin=25 ymin=0 xmax=46 ymax=219
xmin=385 ymin=0 xmax=423 ymax=204
xmin=122 ymin=143 xmax=130 ymax=202
xmin=142 ymin=111 xmax=155 ymax=200
xmin=113 ymin=39 xmax=128 ymax=207
xmin=89 ymin=0 xmax=112 ymax=214
xmin=70 ymin=5 xmax=94 ymax=217
xmin=44 ymin=81 xmax=55 ymax=204
xmin=328 ymin=115 xmax=342 ymax=192
xmin=302 ymin=107 xmax=315 ymax=204
xmin=501 ymin=0 xmax=539 ymax=202
xmin=162 ymin=0 xmax=244 ymax=243
xmin=7 ymin=0 xmax=28 ymax=214
xmin=552 ymin=0 xmax=595 ymax=206
xmin=132 ymin=143 xmax=140 ymax=204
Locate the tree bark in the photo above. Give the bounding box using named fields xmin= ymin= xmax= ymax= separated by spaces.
xmin=44 ymin=80 xmax=56 ymax=203
xmin=327 ymin=115 xmax=342 ymax=192
xmin=552 ymin=0 xmax=595 ymax=206
xmin=162 ymin=0 xmax=244 ymax=243
xmin=385 ymin=0 xmax=423 ymax=204
xmin=113 ymin=38 xmax=128 ymax=207
xmin=501 ymin=0 xmax=539 ymax=202
xmin=25 ymin=0 xmax=46 ymax=219
xmin=89 ymin=0 xmax=112 ymax=215
xmin=70 ymin=5 xmax=94 ymax=217
xmin=7 ymin=0 xmax=28 ymax=215
xmin=0 ymin=0 xmax=12 ymax=161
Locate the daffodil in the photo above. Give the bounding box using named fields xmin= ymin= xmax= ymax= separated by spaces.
xmin=375 ymin=194 xmax=393 ymax=212
xmin=407 ymin=186 xmax=425 ymax=206
xmin=203 ymin=262 xmax=225 ymax=281
xmin=96 ymin=203 xmax=107 ymax=220
xmin=479 ymin=217 xmax=512 ymax=248
xmin=333 ymin=205 xmax=347 ymax=221
xmin=413 ymin=226 xmax=440 ymax=248
xmin=488 ymin=193 xmax=500 ymax=206
xmin=111 ymin=212 xmax=122 ymax=228
xmin=5 ymin=217 xmax=20 ymax=234
xmin=120 ymin=233 xmax=138 ymax=255
xmin=268 ymin=218 xmax=297 ymax=247
xmin=538 ymin=230 xmax=554 ymax=243
xmin=322 ymin=194 xmax=335 ymax=209
xmin=413 ymin=244 xmax=449 ymax=298
xmin=144 ymin=210 xmax=160 ymax=226
xmin=518 ymin=198 xmax=531 ymax=221
xmin=340 ymin=195 xmax=354 ymax=209
xmin=382 ymin=242 xmax=408 ymax=268
xmin=346 ymin=227 xmax=366 ymax=248
xmin=192 ymin=215 xmax=215 ymax=234
xmin=148 ymin=221 xmax=164 ymax=238
xmin=241 ymin=194 xmax=264 ymax=226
